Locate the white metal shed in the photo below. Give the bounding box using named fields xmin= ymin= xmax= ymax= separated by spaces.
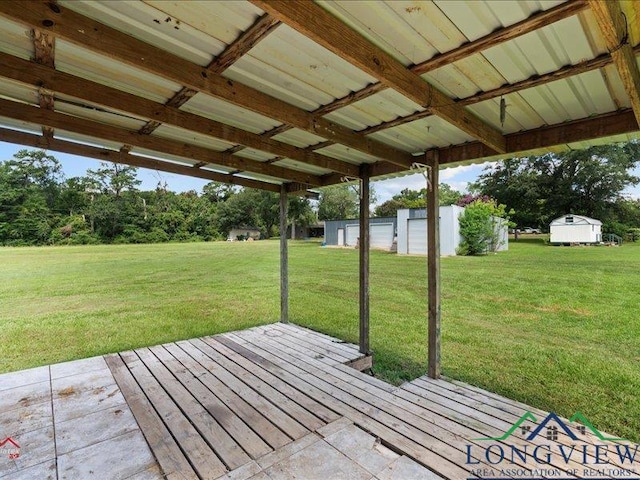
xmin=549 ymin=215 xmax=602 ymax=244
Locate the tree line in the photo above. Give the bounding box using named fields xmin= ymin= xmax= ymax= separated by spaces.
xmin=2 ymin=142 xmax=639 ymax=246
xmin=0 ymin=150 xmax=317 ymax=246
xmin=471 ymin=143 xmax=640 ymax=238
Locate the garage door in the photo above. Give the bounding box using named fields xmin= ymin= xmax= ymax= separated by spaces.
xmin=370 ymin=223 xmax=394 ymax=250
xmin=407 ymin=219 xmax=427 ymax=255
xmin=345 ymin=225 xmax=359 ymax=246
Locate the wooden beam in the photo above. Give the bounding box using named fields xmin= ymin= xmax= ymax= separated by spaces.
xmin=0 ymin=53 xmax=359 ymax=178
xmin=426 ymin=152 xmax=440 ymax=379
xmin=210 ymin=13 xmax=280 ymax=73
xmin=370 ymin=108 xmax=640 ymax=178
xmin=0 ymin=97 xmax=321 ymax=186
xmin=0 ymin=127 xmax=281 ymax=192
xmin=138 ymin=13 xmax=280 ymax=136
xmin=358 ymin=163 xmax=371 ymax=356
xmin=279 ymin=184 xmax=289 ymax=324
xmin=31 ymin=27 xmax=55 ymax=139
xmin=360 ymin=45 xmax=636 ymax=136
xmin=589 ymin=0 xmax=640 ymax=125
xmin=0 ymin=1 xmax=413 ymax=168
xmin=254 ymin=1 xmax=506 ymax=154
xmin=309 ymin=0 xmax=588 ymax=119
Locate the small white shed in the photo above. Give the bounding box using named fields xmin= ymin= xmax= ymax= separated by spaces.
xmin=549 ymin=215 xmax=602 ymax=244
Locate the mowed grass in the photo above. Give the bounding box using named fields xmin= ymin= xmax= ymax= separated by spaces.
xmin=1 ymin=239 xmax=639 ymax=441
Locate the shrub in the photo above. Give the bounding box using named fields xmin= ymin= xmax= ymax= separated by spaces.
xmin=458 ymin=199 xmax=513 ymax=255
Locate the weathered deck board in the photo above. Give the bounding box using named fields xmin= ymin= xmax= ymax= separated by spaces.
xmin=6 ymin=323 xmax=631 ymax=479
xmin=218 ymin=331 xmax=470 ymax=479
xmin=123 ymin=350 xmax=228 ymax=478
xmin=104 ymin=354 xmax=198 ymax=479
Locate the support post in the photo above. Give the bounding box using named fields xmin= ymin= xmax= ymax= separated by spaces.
xmin=426 ymin=151 xmax=441 ymax=379
xmin=279 ymin=184 xmax=289 ymax=323
xmin=359 ymin=164 xmax=370 ymax=355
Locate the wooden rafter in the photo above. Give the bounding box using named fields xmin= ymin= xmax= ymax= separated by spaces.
xmin=0 ymin=1 xmax=413 ymax=168
xmin=236 ymin=0 xmax=590 ymax=154
xmin=359 ymin=45 xmax=640 ymax=136
xmin=589 ymin=0 xmax=640 ymax=125
xmin=253 ymin=0 xmax=506 ymax=153
xmin=367 ymin=109 xmax=639 ymax=178
xmin=308 ymin=0 xmax=588 ymax=119
xmin=31 ymin=28 xmax=55 ymax=140
xmin=0 ymin=52 xmax=358 ymax=178
xmin=0 ymin=128 xmax=281 ymax=192
xmin=0 ymin=98 xmax=322 ymax=186
xmin=138 ymin=13 xmax=280 ymax=138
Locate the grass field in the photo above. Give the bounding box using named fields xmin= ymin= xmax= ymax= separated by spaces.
xmin=1 ymin=239 xmax=639 ymax=441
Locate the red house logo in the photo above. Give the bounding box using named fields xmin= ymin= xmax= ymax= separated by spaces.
xmin=0 ymin=437 xmax=20 ymax=459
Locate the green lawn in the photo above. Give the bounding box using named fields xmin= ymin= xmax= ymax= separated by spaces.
xmin=1 ymin=239 xmax=638 ymax=441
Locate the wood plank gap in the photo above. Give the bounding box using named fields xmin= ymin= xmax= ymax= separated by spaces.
xmin=216 ymin=334 xmax=474 ymax=479
xmin=226 ymin=330 xmax=502 ymax=475
xmin=105 ymin=354 xmax=198 ymax=479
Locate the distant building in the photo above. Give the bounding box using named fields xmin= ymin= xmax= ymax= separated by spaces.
xmin=289 ymin=222 xmax=324 ymax=240
xmin=227 ymin=227 xmax=261 ymax=241
xmin=324 ymin=206 xmax=508 ymax=256
xmin=324 ymin=217 xmax=397 ymax=250
xmin=549 ymin=215 xmax=602 ymax=244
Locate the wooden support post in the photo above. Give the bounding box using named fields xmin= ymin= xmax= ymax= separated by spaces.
xmin=359 ymin=164 xmax=371 ymax=355
xmin=280 ymin=184 xmax=289 ymax=323
xmin=426 ymin=152 xmax=441 ymax=379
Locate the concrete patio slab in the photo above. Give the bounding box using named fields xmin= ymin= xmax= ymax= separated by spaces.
xmin=0 ymin=366 xmax=49 ymax=393
xmin=263 ymin=438 xmax=372 ymax=480
xmin=56 ymin=429 xmax=157 ymax=479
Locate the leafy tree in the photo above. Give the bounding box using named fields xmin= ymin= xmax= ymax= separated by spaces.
xmin=85 ymin=163 xmax=143 ymax=240
xmin=0 ymin=150 xmax=63 ymax=245
xmin=472 ymin=143 xmax=640 ymax=229
xmin=317 ymin=185 xmax=359 ymax=220
xmin=202 ymin=182 xmax=238 ymax=203
xmin=458 ymin=199 xmax=513 ymax=255
xmin=86 ymin=162 xmax=141 ymax=197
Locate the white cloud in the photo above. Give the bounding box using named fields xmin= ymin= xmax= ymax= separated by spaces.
xmin=439 ymin=164 xmax=476 ymax=181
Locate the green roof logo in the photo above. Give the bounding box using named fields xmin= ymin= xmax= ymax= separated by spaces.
xmin=474 ymin=411 xmax=626 ymax=442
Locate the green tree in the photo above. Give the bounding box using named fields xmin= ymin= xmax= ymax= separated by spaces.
xmin=458 ymin=199 xmax=513 ymax=255
xmin=0 ymin=150 xmax=63 ymax=245
xmin=473 ymin=143 xmax=640 ymax=229
xmin=317 ymin=185 xmax=359 ymax=220
xmin=202 ymin=182 xmax=238 ymax=203
xmin=86 ymin=162 xmax=143 ymax=241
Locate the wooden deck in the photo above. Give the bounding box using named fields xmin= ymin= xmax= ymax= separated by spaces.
xmin=2 ymin=323 xmax=635 ymax=479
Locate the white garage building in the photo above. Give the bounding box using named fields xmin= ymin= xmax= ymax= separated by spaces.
xmin=397 ymin=207 xmax=465 ymax=256
xmin=549 ymin=215 xmax=602 ymax=244
xmin=324 ymin=216 xmax=397 ymax=250
xmin=325 ymin=206 xmax=508 ymax=255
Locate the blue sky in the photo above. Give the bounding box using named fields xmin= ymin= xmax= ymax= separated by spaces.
xmin=2 ymin=141 xmax=638 ymax=204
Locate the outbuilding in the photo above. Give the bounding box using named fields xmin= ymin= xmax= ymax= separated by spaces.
xmin=324 ymin=206 xmax=508 ymax=256
xmin=324 ymin=217 xmax=396 ymax=250
xmin=397 ymin=207 xmax=508 ymax=256
xmin=549 ymin=215 xmax=602 ymax=244
xmin=227 ymin=227 xmax=261 ymax=241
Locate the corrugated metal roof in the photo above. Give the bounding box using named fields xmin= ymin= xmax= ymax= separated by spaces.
xmin=0 ymin=16 xmax=32 ymax=61
xmin=181 ymin=93 xmax=281 ymax=135
xmin=0 ymin=0 xmax=637 ymax=190
xmin=56 ymin=39 xmax=181 ymax=103
xmin=227 ymin=24 xmax=376 ymax=111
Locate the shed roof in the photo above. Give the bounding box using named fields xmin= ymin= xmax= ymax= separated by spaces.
xmin=0 ymin=1 xmax=639 ymax=193
xmin=550 ymin=214 xmax=603 ymax=225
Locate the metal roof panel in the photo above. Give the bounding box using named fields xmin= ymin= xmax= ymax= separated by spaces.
xmin=181 ymin=93 xmax=281 ymax=135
